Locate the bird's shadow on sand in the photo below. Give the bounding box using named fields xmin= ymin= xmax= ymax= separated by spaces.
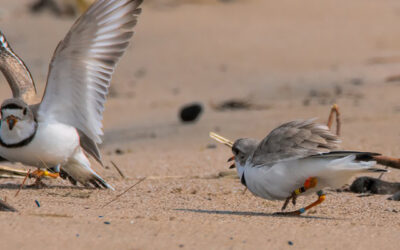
xmin=0 ymin=183 xmax=90 ymax=190
xmin=174 ymin=208 xmax=338 ymax=220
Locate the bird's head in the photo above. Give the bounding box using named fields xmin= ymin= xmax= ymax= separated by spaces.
xmin=0 ymin=98 xmax=36 ymax=145
xmin=229 ymin=138 xmax=258 ymax=168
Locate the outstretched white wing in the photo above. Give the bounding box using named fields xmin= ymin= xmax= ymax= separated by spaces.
xmin=38 ymin=0 xmax=142 ymax=143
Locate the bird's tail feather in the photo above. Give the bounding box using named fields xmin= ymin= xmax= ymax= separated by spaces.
xmin=328 ymin=155 xmax=378 ymax=171
xmin=56 ymin=148 xmax=114 ymax=190
xmin=367 ymin=168 xmax=388 ymax=173
xmin=60 ymin=162 xmax=114 ymax=190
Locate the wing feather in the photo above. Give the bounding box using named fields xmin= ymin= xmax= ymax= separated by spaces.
xmin=38 ymin=0 xmax=143 ymax=143
xmin=252 ymin=119 xmax=341 ymax=165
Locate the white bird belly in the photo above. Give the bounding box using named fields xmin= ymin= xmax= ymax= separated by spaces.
xmin=244 ymin=159 xmax=325 ymax=200
xmin=244 ymin=156 xmax=375 ymax=201
xmin=0 ymin=122 xmax=80 ymax=167
xmin=244 ymin=165 xmax=301 ymax=201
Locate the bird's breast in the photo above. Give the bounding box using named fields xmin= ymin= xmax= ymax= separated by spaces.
xmin=244 ymin=163 xmax=303 ymax=200
xmin=0 ymin=122 xmax=80 ymax=167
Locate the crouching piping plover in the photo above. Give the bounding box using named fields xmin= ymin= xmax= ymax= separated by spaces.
xmin=0 ymin=0 xmax=143 ymax=189
xmin=210 ymin=119 xmax=386 ymax=215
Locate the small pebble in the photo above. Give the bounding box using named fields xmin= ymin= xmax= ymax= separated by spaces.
xmin=115 ymin=148 xmax=124 ymax=155
xmin=98 ymin=216 xmax=104 ymax=218
xmin=179 ymin=103 xmax=203 ymax=123
xmin=104 ymin=221 xmax=111 ymax=225
xmin=178 ymin=244 xmax=184 ymax=248
xmin=34 ymin=200 xmax=40 ymax=207
xmin=76 ymin=234 xmax=80 ymax=237
xmin=288 ymin=241 xmax=293 ymax=246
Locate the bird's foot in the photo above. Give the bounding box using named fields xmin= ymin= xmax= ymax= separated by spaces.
xmin=26 ymin=178 xmax=48 ymax=188
xmin=277 ymin=190 xmax=326 ymax=216
xmin=30 ymin=169 xmax=60 ymax=179
xmin=26 ymin=169 xmax=60 ymax=188
xmin=281 ymin=192 xmax=297 ymax=211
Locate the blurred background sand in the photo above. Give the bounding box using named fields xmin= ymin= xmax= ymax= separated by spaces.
xmin=1 ymin=0 xmax=400 ymax=249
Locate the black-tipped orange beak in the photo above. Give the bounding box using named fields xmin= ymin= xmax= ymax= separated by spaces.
xmin=227 ymin=156 xmax=235 ymax=162
xmin=6 ymin=116 xmax=17 ymax=130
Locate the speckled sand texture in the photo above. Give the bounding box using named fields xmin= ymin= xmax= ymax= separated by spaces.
xmin=1 ymin=0 xmax=400 ymax=249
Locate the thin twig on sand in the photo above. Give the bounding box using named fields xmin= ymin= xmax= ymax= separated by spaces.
xmin=0 ymin=165 xmax=29 ymax=178
xmin=15 ymin=169 xmax=31 ymax=197
xmin=102 ymin=177 xmax=146 ymax=208
xmin=326 ymin=104 xmax=341 ymax=136
xmin=110 ymin=161 xmax=126 ymax=179
xmin=327 ymin=105 xmax=400 ymax=176
xmin=373 ymin=156 xmax=400 ymax=170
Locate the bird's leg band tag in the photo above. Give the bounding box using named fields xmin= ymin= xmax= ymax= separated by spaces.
xmin=294 ymin=177 xmax=318 ymax=195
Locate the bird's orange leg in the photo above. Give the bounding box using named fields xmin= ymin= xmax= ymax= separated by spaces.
xmin=281 ymin=177 xmax=318 ymax=211
xmin=277 ymin=190 xmax=326 ymax=216
xmin=29 ymin=169 xmax=60 ymax=188
xmin=30 ymin=169 xmax=60 ymax=179
xmin=278 ymin=177 xmax=326 ymax=216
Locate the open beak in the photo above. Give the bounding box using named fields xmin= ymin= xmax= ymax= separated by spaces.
xmin=209 ymin=132 xmax=236 ymax=169
xmin=6 ymin=116 xmax=17 ymax=130
xmin=228 ymin=156 xmax=235 ymax=169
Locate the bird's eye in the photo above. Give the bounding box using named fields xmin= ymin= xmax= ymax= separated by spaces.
xmin=23 ymin=108 xmax=27 ymax=115
xmin=232 ymin=147 xmax=239 ymax=155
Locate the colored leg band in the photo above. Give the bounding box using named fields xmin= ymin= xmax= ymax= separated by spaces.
xmin=294 ymin=187 xmax=306 ymax=195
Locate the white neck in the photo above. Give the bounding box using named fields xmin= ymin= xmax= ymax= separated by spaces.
xmin=235 ymin=160 xmax=245 ymax=178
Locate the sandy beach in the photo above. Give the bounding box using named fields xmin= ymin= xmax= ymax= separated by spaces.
xmin=1 ymin=0 xmax=400 ymax=249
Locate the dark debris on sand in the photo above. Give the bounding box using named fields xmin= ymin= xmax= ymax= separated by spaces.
xmin=0 ymin=199 xmax=17 ymax=212
xmin=348 ymin=177 xmax=400 ymax=201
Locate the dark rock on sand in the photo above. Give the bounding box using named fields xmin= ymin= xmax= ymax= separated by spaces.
xmin=350 ymin=177 xmax=400 ymax=195
xmin=179 ymin=103 xmax=203 ymax=123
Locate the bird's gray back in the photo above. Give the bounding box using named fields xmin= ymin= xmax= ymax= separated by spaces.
xmin=251 ymin=119 xmax=340 ymax=166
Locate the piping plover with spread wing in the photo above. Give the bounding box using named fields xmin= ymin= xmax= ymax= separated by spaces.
xmin=210 ymin=119 xmax=387 ymax=215
xmin=0 ymin=0 xmax=143 ymax=189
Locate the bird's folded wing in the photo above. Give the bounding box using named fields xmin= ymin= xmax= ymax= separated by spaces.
xmin=38 ymin=0 xmax=143 ymax=144
xmin=252 ymin=119 xmax=340 ymax=166
xmin=310 ymin=151 xmax=381 ymax=161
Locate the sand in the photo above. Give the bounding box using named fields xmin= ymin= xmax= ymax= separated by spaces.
xmin=1 ymin=0 xmax=400 ymax=249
